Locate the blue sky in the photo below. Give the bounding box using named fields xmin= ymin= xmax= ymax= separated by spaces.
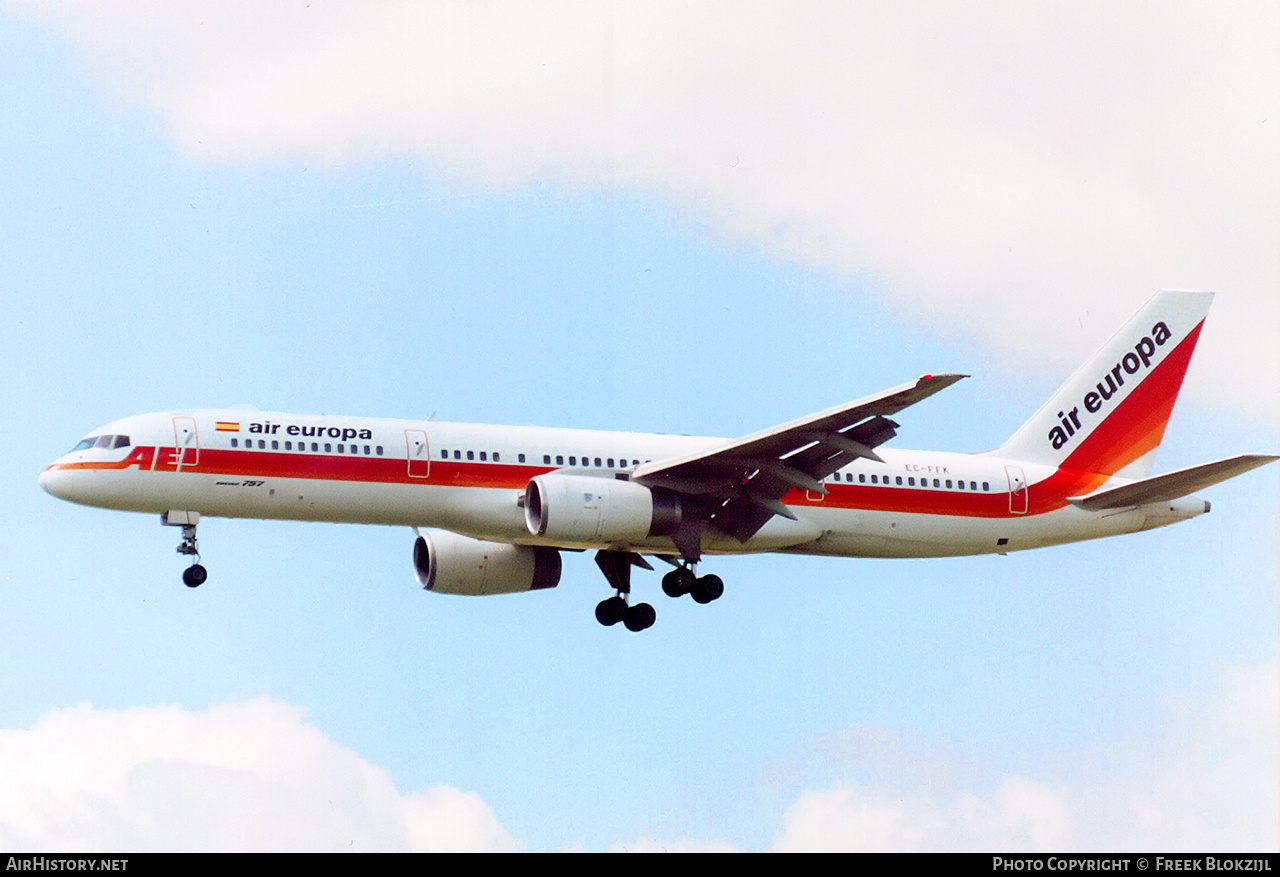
xmin=2 ymin=3 xmax=1276 ymax=852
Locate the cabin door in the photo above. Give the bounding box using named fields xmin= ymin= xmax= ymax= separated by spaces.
xmin=1005 ymin=465 xmax=1028 ymax=515
xmin=173 ymin=417 xmax=199 ymax=470
xmin=406 ymin=429 xmax=431 ymax=478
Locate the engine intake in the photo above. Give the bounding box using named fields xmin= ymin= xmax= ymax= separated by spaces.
xmin=524 ymin=473 xmax=682 ymax=544
xmin=413 ymin=530 xmax=561 ymax=595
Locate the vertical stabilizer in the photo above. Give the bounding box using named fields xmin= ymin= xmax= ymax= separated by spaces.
xmin=993 ymin=291 xmax=1213 ymax=478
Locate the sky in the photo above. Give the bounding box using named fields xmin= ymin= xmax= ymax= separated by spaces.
xmin=1 ymin=0 xmax=1276 ymax=852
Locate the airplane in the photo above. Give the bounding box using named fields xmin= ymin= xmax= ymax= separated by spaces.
xmin=39 ymin=291 xmax=1276 ymax=631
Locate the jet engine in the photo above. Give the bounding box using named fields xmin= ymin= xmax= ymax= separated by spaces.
xmin=413 ymin=530 xmax=561 ymax=595
xmin=524 ymin=473 xmax=682 ymax=544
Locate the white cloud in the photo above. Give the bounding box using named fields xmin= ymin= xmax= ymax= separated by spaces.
xmin=768 ymin=654 xmax=1278 ymax=852
xmin=0 ymin=698 xmax=520 ymax=852
xmin=2 ymin=655 xmax=1272 ymax=852
xmin=6 ymin=0 xmax=1279 ymax=419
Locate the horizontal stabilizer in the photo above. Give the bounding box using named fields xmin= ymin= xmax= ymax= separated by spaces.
xmin=1067 ymin=454 xmax=1278 ymax=511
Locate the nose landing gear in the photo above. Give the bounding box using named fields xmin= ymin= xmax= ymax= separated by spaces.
xmin=163 ymin=512 xmax=207 ymax=588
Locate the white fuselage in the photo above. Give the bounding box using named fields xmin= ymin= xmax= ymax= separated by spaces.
xmin=39 ymin=409 xmax=1207 ymax=560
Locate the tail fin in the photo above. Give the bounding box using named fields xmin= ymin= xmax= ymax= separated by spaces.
xmin=994 ymin=291 xmax=1213 ymax=478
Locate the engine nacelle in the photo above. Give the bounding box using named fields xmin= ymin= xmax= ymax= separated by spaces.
xmin=524 ymin=473 xmax=682 ymax=544
xmin=413 ymin=530 xmax=561 ymax=595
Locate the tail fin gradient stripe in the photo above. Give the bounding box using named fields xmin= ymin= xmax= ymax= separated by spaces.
xmin=993 ymin=291 xmax=1213 ymax=482
xmin=1059 ymin=318 xmax=1204 ymax=480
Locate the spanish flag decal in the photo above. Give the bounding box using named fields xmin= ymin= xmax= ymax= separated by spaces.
xmin=215 ymin=421 xmax=240 ymax=432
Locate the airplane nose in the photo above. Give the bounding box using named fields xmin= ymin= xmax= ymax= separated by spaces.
xmin=39 ymin=464 xmax=72 ymax=499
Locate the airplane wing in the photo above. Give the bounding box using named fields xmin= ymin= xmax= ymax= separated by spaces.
xmin=1066 ymin=454 xmax=1279 ymax=511
xmin=632 ymin=374 xmax=967 ymax=557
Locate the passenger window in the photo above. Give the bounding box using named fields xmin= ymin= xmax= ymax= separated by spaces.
xmin=958 ymin=480 xmax=965 ymax=490
xmin=556 ymin=455 xmax=564 ymax=465
xmin=376 ymin=446 xmax=383 ymax=455
xmin=364 ymin=445 xmax=371 ymax=455
xmin=594 ymin=457 xmax=602 ymax=467
xmin=467 ymin=451 xmax=474 ymax=461
xmin=312 ymin=443 xmax=319 ymax=452
xmin=480 ymin=452 xmax=487 ymax=461
xmin=338 ymin=444 xmax=345 ymax=453
xmin=933 ymin=478 xmax=940 ymax=488
xmin=858 ymin=474 xmax=865 ymax=483
xmin=272 ymin=440 xmax=279 ymax=450
xmin=454 ymin=450 xmax=461 ymax=460
xmin=895 ymin=476 xmax=903 ymax=485
xmin=970 ymin=481 xmax=977 ymax=491
xmin=258 ymin=440 xmax=266 ymax=449
xmin=325 ymin=443 xmax=332 ymax=452
xmin=908 ymin=477 xmax=915 ymax=486
xmin=607 ymin=458 xmax=615 ymax=468
xmin=569 ymin=456 xmax=577 ymax=466
xmin=441 ymin=449 xmax=449 ymax=459
xmin=518 ymin=453 xmax=526 ymax=463
xmin=983 ymin=482 xmax=990 ymax=491
xmin=494 ymin=452 xmax=500 ymax=462
xmin=285 ymin=441 xmax=292 ymax=450
xmin=231 ymin=438 xmax=238 ymax=448
xmin=543 ymin=455 xmax=551 ymax=464
xmin=945 ymin=479 xmax=952 ymax=488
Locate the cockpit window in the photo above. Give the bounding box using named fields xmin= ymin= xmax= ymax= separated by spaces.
xmin=72 ymin=434 xmax=131 ymax=452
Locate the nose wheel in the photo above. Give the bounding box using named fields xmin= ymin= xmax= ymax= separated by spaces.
xmin=166 ymin=515 xmax=208 ymax=588
xmin=182 ymin=563 xmax=208 ymax=588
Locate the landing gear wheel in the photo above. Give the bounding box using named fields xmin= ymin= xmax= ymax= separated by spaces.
xmin=182 ymin=564 xmax=208 ymax=588
xmin=595 ymin=595 xmax=628 ymax=626
xmin=691 ymin=574 xmax=724 ymax=604
xmin=623 ymin=601 xmax=656 ymax=632
xmin=662 ymin=567 xmax=695 ymax=598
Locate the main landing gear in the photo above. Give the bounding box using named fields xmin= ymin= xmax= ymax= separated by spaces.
xmin=660 ymin=567 xmax=724 ymax=604
xmin=594 ymin=594 xmax=656 ymax=632
xmin=163 ymin=512 xmax=207 ymax=588
xmin=593 ymin=550 xmax=656 ymax=632
xmin=592 ymin=550 xmax=724 ymax=632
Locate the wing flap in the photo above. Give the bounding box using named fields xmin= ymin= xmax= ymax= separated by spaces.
xmin=633 ymin=374 xmax=967 ymax=552
xmin=633 ymin=374 xmax=964 ymax=487
xmin=1067 ymin=454 xmax=1278 ymax=511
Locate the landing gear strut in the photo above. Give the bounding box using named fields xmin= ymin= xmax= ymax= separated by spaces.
xmin=163 ymin=512 xmax=207 ymax=588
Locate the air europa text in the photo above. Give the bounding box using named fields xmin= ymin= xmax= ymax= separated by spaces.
xmin=249 ymin=421 xmax=373 ymax=441
xmin=1047 ymin=321 xmax=1172 ymax=451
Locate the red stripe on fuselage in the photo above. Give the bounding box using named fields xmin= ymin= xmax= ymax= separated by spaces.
xmin=51 ymin=447 xmax=1027 ymax=519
